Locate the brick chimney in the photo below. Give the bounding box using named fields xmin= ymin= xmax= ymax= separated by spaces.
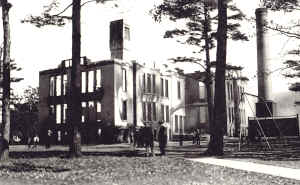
xmin=109 ymin=19 xmax=130 ymax=60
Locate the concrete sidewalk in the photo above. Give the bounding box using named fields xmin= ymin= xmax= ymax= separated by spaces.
xmin=189 ymin=157 xmax=300 ymax=181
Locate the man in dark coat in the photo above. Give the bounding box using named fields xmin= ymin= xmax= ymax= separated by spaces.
xmin=157 ymin=120 xmax=168 ymax=155
xmin=143 ymin=123 xmax=155 ymax=157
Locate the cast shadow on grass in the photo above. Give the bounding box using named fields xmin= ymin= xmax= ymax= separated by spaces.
xmin=8 ymin=150 xmax=147 ymax=159
xmin=0 ymin=162 xmax=71 ymax=173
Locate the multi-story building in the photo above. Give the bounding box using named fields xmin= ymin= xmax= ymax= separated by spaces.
xmin=39 ymin=58 xmax=202 ymax=143
xmin=225 ymin=67 xmax=248 ymax=137
xmin=38 ymin=19 xmax=201 ymax=144
xmin=187 ymin=66 xmax=248 ymax=137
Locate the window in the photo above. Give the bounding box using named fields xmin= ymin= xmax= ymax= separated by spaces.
xmin=81 ymin=72 xmax=86 ymax=93
xmin=88 ymin=101 xmax=95 ymax=121
xmin=80 ymin=57 xmax=85 ymax=65
xmin=200 ymin=107 xmax=207 ymax=123
xmin=58 ymin=131 xmax=61 ymax=142
xmin=160 ymin=78 xmax=164 ymax=96
xmin=165 ymin=79 xmax=169 ymax=97
xmin=96 ymin=102 xmax=101 ymax=113
xmin=227 ymin=82 xmax=230 ymax=100
xmin=230 ymin=84 xmax=234 ymax=100
xmin=124 ymin=26 xmax=130 ymax=40
xmin=228 ymin=108 xmax=232 ymax=122
xmin=232 ymin=107 xmax=234 ymax=122
xmin=240 ymin=109 xmax=242 ymax=124
xmin=147 ymin=103 xmax=152 ymax=121
xmin=56 ymin=75 xmax=61 ymax=96
xmin=237 ymin=86 xmax=240 ymax=101
xmin=122 ymin=100 xmax=127 ymax=120
xmin=96 ymin=101 xmax=101 ymax=122
xmin=143 ymin=73 xmax=146 ymax=93
xmin=152 ymin=102 xmax=156 ymax=121
xmin=241 ymin=87 xmax=244 ymax=102
xmin=50 ymin=76 xmax=55 ymax=96
xmin=63 ymin=104 xmax=67 ymax=123
xmin=0 ymin=101 xmax=2 ymax=122
xmin=175 ymin=115 xmax=179 ymax=133
xmin=56 ymin=104 xmax=61 ymax=124
xmin=96 ymin=69 xmax=102 ymax=89
xmin=89 ymin=101 xmax=94 ymax=107
xmin=199 ymin=82 xmax=206 ymax=99
xmin=152 ymin=75 xmax=156 ymax=93
xmin=147 ymin=74 xmax=151 ymax=93
xmin=122 ymin=69 xmax=127 ymax=92
xmin=166 ymin=105 xmax=169 ymax=122
xmin=63 ymin=74 xmax=68 ymax=95
xmin=161 ymin=104 xmax=164 ymax=121
xmin=50 ymin=105 xmax=55 ymax=115
xmin=228 ymin=108 xmax=230 ymax=122
xmin=65 ymin=60 xmax=72 ymax=67
xmin=88 ymin=71 xmax=94 ymax=93
xmin=81 ymin=102 xmax=87 ymax=122
xmin=180 ymin=116 xmax=184 ymax=133
xmin=143 ymin=102 xmax=146 ymax=121
xmin=177 ymin=81 xmax=181 ymax=99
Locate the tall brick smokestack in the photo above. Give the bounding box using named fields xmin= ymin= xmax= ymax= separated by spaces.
xmin=255 ymin=8 xmax=276 ymax=117
xmin=256 ymin=8 xmax=271 ymax=101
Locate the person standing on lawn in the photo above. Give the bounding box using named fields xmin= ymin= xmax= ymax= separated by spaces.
xmin=192 ymin=129 xmax=197 ymax=144
xmin=196 ymin=129 xmax=201 ymax=145
xmin=143 ymin=122 xmax=155 ymax=157
xmin=157 ymin=120 xmax=168 ymax=155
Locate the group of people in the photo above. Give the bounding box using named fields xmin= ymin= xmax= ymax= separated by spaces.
xmin=131 ymin=120 xmax=168 ymax=157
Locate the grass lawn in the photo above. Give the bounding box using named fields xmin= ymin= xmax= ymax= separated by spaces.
xmin=0 ymin=143 xmax=299 ymax=185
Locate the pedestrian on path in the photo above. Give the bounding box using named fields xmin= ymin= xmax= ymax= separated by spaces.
xmin=157 ymin=120 xmax=168 ymax=156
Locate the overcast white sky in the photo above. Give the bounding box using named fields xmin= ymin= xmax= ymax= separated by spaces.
xmin=0 ymin=0 xmax=260 ymax=92
xmin=1 ymin=0 xmax=299 ymax=114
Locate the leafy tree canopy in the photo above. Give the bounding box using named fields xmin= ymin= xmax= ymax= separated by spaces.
xmin=151 ymin=0 xmax=248 ymax=70
xmin=262 ymin=0 xmax=299 ymax=12
xmin=21 ymin=0 xmax=115 ymax=28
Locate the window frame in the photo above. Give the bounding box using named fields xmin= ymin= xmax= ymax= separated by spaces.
xmin=56 ymin=104 xmax=61 ymax=124
xmin=81 ymin=72 xmax=87 ymax=93
xmin=122 ymin=68 xmax=127 ymax=92
xmin=177 ymin=81 xmax=181 ymax=99
xmin=56 ymin=75 xmax=61 ymax=96
xmin=50 ymin=76 xmax=55 ymax=96
xmin=88 ymin=70 xmax=95 ymax=93
xmin=122 ymin=100 xmax=127 ymax=120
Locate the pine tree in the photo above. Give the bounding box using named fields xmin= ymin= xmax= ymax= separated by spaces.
xmin=152 ymin=0 xmax=247 ymax=155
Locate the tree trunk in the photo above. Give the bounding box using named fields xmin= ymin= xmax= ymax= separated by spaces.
xmin=69 ymin=0 xmax=82 ymax=157
xmin=0 ymin=0 xmax=12 ymax=161
xmin=207 ymin=0 xmax=227 ymax=156
xmin=233 ymin=79 xmax=241 ymax=137
xmin=203 ymin=1 xmax=213 ymax=133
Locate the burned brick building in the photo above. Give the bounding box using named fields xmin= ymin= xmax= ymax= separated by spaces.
xmin=187 ymin=65 xmax=248 ymax=137
xmin=38 ymin=19 xmax=203 ymax=144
